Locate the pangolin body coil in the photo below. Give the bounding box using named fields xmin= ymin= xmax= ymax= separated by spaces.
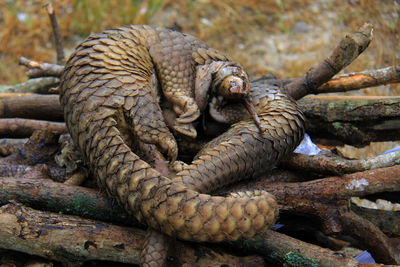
xmin=59 ymin=25 xmax=305 ymax=242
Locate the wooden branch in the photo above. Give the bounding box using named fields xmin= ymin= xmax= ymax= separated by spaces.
xmin=339 ymin=210 xmax=400 ymax=265
xmin=285 ymin=23 xmax=373 ymax=100
xmin=0 ymin=164 xmax=48 ymax=179
xmin=0 ymin=94 xmax=63 ymax=121
xmin=0 ymin=163 xmax=66 ymax=182
xmin=351 ymin=205 xmax=400 ymax=237
xmin=0 ymin=177 xmax=132 ymax=225
xmin=45 ymin=3 xmax=65 ymax=65
xmin=0 ymin=92 xmax=32 ymax=98
xmin=0 ymin=130 xmax=60 ymax=166
xmin=224 ymin=165 xmax=400 ymax=264
xmin=0 ymin=203 xmax=264 ymax=265
xmin=255 ymin=64 xmax=400 ymax=95
xmin=235 ymin=230 xmax=359 ymax=266
xmin=19 ymin=57 xmax=64 ymax=78
xmin=0 ymin=77 xmax=59 ymax=94
xmin=317 ymin=65 xmax=400 ymax=93
xmin=298 ymin=96 xmax=400 ymax=146
xmin=0 ymin=118 xmax=67 ymax=138
xmin=247 ymin=165 xmax=400 ymax=211
xmin=285 ymin=150 xmax=400 ymax=175
xmin=4 ymin=94 xmax=398 ymax=146
xmin=0 ymin=177 xmax=359 ymax=266
xmin=0 ymin=138 xmax=26 ymax=156
xmin=2 ymin=166 xmax=399 ymax=264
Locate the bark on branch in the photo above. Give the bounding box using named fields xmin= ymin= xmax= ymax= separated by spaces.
xmin=225 ymin=165 xmax=400 ymax=264
xmin=317 ymin=65 xmax=400 ymax=93
xmin=285 ymin=23 xmax=373 ymax=100
xmin=0 ymin=94 xmax=63 ymax=121
xmin=0 ymin=203 xmax=264 ymax=266
xmin=0 ymin=177 xmax=359 ymax=266
xmin=19 ymin=57 xmax=64 ymax=78
xmin=0 ymin=118 xmax=67 ymax=138
xmin=299 ymin=96 xmax=400 ymax=145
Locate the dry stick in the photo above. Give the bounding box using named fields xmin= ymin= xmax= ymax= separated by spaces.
xmin=339 ymin=210 xmax=400 ymax=265
xmin=285 ymin=23 xmax=373 ymax=100
xmin=0 ymin=177 xmax=358 ymax=266
xmin=45 ymin=3 xmax=65 ymax=65
xmin=0 ymin=204 xmax=264 ymax=266
xmin=0 ymin=77 xmax=59 ymax=93
xmin=0 ymin=163 xmax=66 ymax=182
xmin=0 ymin=93 xmax=32 ymax=98
xmin=235 ymin=230 xmax=359 ymax=266
xmin=225 ymin=165 xmax=400 ymax=264
xmin=0 ymin=177 xmax=131 ymax=224
xmin=0 ymin=203 xmax=143 ymax=265
xmin=0 ymin=164 xmax=48 ymax=179
xmin=284 ymin=150 xmax=400 ymax=175
xmin=3 ymin=93 xmax=399 ymax=145
xmin=19 ymin=57 xmax=64 ymax=78
xmin=3 ymin=203 xmax=265 ymax=266
xmin=0 ymin=118 xmax=67 ymax=137
xmin=0 ymin=138 xmax=27 ymax=156
xmin=350 ymin=205 xmax=400 ymax=236
xmin=0 ymin=94 xmax=63 ymax=121
xmin=259 ymin=64 xmax=400 ymax=95
xmin=317 ymin=65 xmax=400 ymax=93
xmin=298 ymin=96 xmax=400 ymax=146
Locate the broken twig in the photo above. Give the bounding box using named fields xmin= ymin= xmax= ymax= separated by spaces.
xmin=285 ymin=23 xmax=373 ymax=99
xmin=19 ymin=57 xmax=64 ymax=78
xmin=45 ymin=3 xmax=65 ymax=65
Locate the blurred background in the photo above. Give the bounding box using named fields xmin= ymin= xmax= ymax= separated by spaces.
xmin=0 ymin=0 xmax=399 ymax=157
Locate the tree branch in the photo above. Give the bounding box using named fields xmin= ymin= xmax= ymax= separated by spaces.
xmin=0 ymin=203 xmax=265 ymax=266
xmin=0 ymin=118 xmax=67 ymax=138
xmin=285 ymin=23 xmax=373 ymax=100
xmin=285 ymin=150 xmax=400 ymax=175
xmin=0 ymin=77 xmax=59 ymax=94
xmin=298 ymin=96 xmax=400 ymax=146
xmin=19 ymin=57 xmax=64 ymax=78
xmin=0 ymin=94 xmax=63 ymax=121
xmin=317 ymin=65 xmax=400 ymax=93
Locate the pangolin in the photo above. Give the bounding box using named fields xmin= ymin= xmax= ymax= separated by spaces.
xmin=59 ymin=24 xmax=305 ymax=259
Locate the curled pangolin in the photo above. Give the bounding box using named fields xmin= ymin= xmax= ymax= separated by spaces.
xmin=59 ymin=25 xmax=305 ymax=243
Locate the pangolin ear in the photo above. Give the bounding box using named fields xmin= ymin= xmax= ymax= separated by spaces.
xmin=195 ymin=61 xmax=225 ymax=111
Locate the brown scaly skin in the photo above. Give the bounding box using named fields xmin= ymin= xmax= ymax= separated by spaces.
xmin=60 ymin=25 xmax=250 ymax=163
xmin=173 ymin=82 xmax=305 ymax=193
xmin=140 ymin=82 xmax=306 ymax=266
xmin=59 ymin=25 xmax=305 ymax=263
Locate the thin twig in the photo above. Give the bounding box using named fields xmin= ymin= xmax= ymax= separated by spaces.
xmin=19 ymin=57 xmax=64 ymax=78
xmin=0 ymin=77 xmax=59 ymax=94
xmin=45 ymin=3 xmax=65 ymax=65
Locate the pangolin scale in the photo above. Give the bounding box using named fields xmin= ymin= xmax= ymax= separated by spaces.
xmin=59 ymin=25 xmax=305 ymax=243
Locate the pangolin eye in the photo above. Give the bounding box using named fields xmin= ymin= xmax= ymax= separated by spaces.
xmin=242 ymin=80 xmax=247 ymax=88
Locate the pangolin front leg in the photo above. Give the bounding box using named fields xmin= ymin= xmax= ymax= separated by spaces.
xmin=148 ymin=28 xmax=252 ymax=139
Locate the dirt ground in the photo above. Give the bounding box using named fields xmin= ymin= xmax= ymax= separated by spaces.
xmin=0 ymin=0 xmax=399 ymax=157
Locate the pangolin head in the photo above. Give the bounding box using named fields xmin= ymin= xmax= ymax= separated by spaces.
xmin=213 ymin=63 xmax=250 ymax=100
